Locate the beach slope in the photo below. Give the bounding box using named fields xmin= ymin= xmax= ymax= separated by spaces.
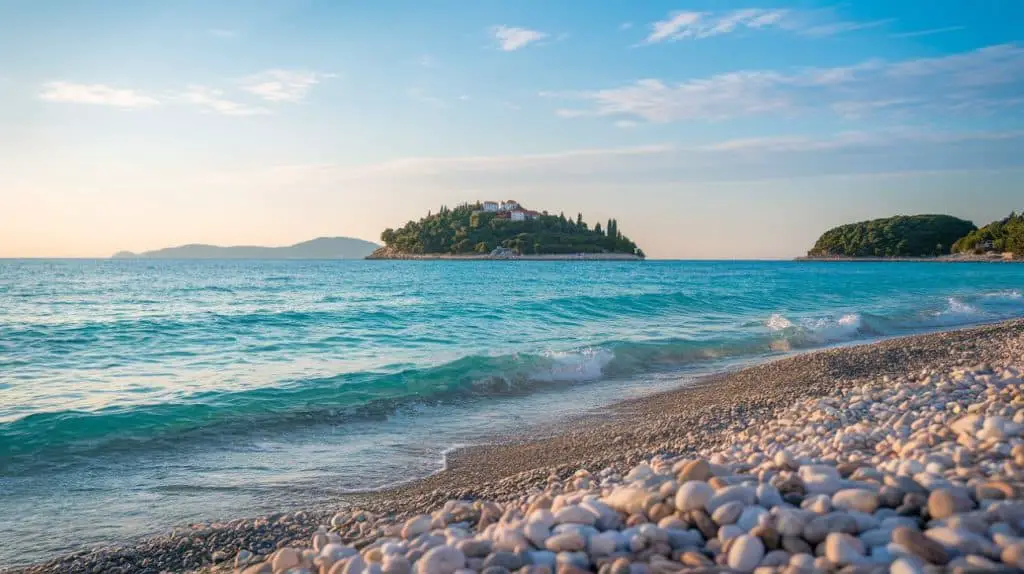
xmin=13 ymin=320 xmax=1024 ymax=573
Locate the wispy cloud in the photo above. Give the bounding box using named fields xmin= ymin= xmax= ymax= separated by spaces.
xmin=620 ymin=22 xmax=634 ymax=31
xmin=490 ymin=25 xmax=547 ymax=51
xmin=39 ymin=82 xmax=161 ymax=108
xmin=40 ymin=80 xmax=278 ymax=116
xmin=692 ymin=128 xmax=1024 ymax=152
xmin=238 ymin=69 xmax=332 ymax=103
xmin=891 ymin=25 xmax=965 ymax=39
xmin=551 ymin=43 xmax=1024 ymax=123
xmin=643 ymin=8 xmax=888 ymax=43
xmin=208 ymin=28 xmax=238 ymax=39
xmin=205 ymin=130 xmax=1024 ymax=193
xmin=178 ymin=86 xmax=269 ymax=116
xmin=407 ymin=88 xmax=447 ymax=108
xmin=800 ymin=18 xmax=893 ymax=37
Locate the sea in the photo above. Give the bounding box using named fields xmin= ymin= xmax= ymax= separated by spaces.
xmin=2 ymin=259 xmax=1024 ymax=566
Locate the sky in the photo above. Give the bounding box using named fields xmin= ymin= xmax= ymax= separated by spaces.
xmin=1 ymin=0 xmax=1023 ymax=259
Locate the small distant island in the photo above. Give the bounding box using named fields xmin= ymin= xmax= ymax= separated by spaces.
xmin=113 ymin=237 xmax=380 ymax=260
xmin=368 ymin=200 xmax=645 ymax=260
xmin=801 ymin=212 xmax=1021 ymax=261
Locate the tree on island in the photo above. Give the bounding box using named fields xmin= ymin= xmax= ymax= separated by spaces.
xmin=952 ymin=212 xmax=1024 ymax=254
xmin=807 ymin=215 xmax=977 ymax=257
xmin=378 ymin=201 xmax=644 ymax=256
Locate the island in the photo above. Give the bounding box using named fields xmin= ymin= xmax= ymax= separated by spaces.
xmin=368 ymin=200 xmax=645 ymax=259
xmin=952 ymin=211 xmax=1024 ymax=256
xmin=804 ymin=214 xmax=977 ymax=258
xmin=113 ymin=237 xmax=380 ymax=260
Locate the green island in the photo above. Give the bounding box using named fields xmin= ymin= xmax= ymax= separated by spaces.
xmin=804 ymin=212 xmax=1022 ymax=260
xmin=952 ymin=212 xmax=1024 ymax=255
xmin=369 ymin=200 xmax=645 ymax=259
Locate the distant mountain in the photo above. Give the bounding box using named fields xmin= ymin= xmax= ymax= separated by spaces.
xmin=113 ymin=237 xmax=380 ymax=260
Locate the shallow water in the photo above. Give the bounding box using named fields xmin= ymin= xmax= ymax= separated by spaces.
xmin=2 ymin=259 xmax=1023 ymax=566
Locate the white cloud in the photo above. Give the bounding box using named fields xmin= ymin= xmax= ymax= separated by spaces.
xmin=201 ymin=130 xmax=1024 ymax=194
xmin=553 ymin=43 xmax=1024 ymax=123
xmin=40 ymin=81 xmax=278 ymax=116
xmin=692 ymin=129 xmax=1024 ymax=153
xmin=491 ymin=26 xmax=547 ymax=51
xmin=39 ymin=82 xmax=160 ymax=108
xmin=208 ymin=28 xmax=238 ymax=39
xmin=800 ymin=18 xmax=893 ymax=37
xmin=646 ymin=11 xmax=705 ymax=43
xmin=890 ymin=26 xmax=965 ymax=39
xmin=620 ymin=22 xmax=634 ymax=31
xmin=643 ymin=8 xmax=889 ymax=43
xmin=179 ymin=86 xmax=270 ymax=116
xmin=239 ymin=69 xmax=332 ymax=103
xmin=407 ymin=88 xmax=447 ymax=108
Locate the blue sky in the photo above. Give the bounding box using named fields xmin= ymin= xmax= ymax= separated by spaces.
xmin=1 ymin=0 xmax=1023 ymax=258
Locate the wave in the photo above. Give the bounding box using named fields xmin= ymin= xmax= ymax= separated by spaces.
xmin=982 ymin=289 xmax=1022 ymax=301
xmin=4 ymin=289 xmax=1023 ymax=474
xmin=0 ymin=321 xmax=917 ymax=472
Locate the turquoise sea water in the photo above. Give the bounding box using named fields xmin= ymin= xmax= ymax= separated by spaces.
xmin=2 ymin=259 xmax=1024 ymax=566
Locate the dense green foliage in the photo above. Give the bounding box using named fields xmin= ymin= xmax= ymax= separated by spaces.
xmin=952 ymin=212 xmax=1024 ymax=254
xmin=807 ymin=215 xmax=976 ymax=257
xmin=380 ymin=202 xmax=644 ymax=256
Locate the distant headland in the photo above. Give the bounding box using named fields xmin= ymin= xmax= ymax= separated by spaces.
xmin=112 ymin=237 xmax=380 ymax=260
xmin=367 ymin=200 xmax=646 ymax=260
xmin=801 ymin=212 xmax=1021 ymax=261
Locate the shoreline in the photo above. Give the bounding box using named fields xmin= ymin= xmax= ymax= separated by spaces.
xmin=797 ymin=255 xmax=1020 ymax=263
xmin=11 ymin=319 xmax=1024 ymax=573
xmin=365 ymin=253 xmax=644 ymax=261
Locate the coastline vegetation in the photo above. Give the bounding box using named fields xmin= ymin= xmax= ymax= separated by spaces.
xmin=952 ymin=212 xmax=1024 ymax=254
xmin=807 ymin=215 xmax=977 ymax=257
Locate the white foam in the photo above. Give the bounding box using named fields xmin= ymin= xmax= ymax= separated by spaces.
xmin=943 ymin=297 xmax=981 ymax=316
xmin=532 ymin=348 xmax=615 ymax=382
xmin=766 ymin=314 xmax=794 ymax=331
xmin=983 ymin=289 xmax=1022 ymax=300
xmin=767 ymin=312 xmax=862 ymax=343
xmin=801 ymin=313 xmax=863 ymax=343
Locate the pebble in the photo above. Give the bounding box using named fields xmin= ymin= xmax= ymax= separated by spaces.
xmin=674 ymin=481 xmax=713 ymax=512
xmin=803 ymin=512 xmax=857 ymax=543
xmin=482 ymin=551 xmax=523 ymax=571
xmin=706 ymin=485 xmax=757 ymax=514
xmin=711 ymin=500 xmax=744 ymax=525
xmin=824 ymin=532 xmax=866 ymax=565
xmin=927 ymin=489 xmax=972 ymax=519
xmin=545 ymin=533 xmax=586 ymax=553
xmin=832 ymin=489 xmax=879 ymax=514
xmin=414 ymin=546 xmax=465 ymax=574
xmin=892 ymin=527 xmax=949 ymax=565
xmin=554 ymin=506 xmax=597 ymax=526
xmin=402 ymin=515 xmax=432 ymax=540
xmin=727 ymin=534 xmax=765 ymax=572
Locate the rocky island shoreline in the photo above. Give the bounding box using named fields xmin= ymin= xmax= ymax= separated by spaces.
xmin=11 ymin=320 xmax=1024 ymax=574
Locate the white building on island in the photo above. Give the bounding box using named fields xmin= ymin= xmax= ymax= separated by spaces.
xmin=510 ymin=210 xmax=526 ymax=222
xmin=500 ymin=200 xmax=520 ymax=211
xmin=482 ymin=201 xmax=499 ymax=212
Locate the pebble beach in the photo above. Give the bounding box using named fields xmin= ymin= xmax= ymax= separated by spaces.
xmin=11 ymin=319 xmax=1024 ymax=574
